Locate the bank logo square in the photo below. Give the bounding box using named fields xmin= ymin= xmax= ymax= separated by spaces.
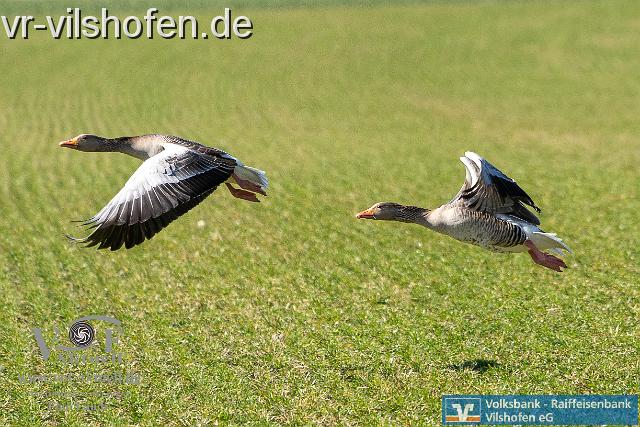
xmin=444 ymin=397 xmax=481 ymax=423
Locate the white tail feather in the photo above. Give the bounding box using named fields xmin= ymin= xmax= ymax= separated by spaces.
xmin=234 ymin=164 xmax=269 ymax=193
xmin=531 ymin=232 xmax=573 ymax=255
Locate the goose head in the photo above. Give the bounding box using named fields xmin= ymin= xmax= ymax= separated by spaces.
xmin=59 ymin=134 xmax=108 ymax=151
xmin=356 ymin=202 xmax=429 ymax=223
xmin=356 ymin=202 xmax=403 ymax=220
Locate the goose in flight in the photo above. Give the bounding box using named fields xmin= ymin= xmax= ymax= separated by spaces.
xmin=59 ymin=134 xmax=268 ymax=250
xmin=356 ymin=152 xmax=571 ymax=272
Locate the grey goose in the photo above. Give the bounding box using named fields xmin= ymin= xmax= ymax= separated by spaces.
xmin=59 ymin=134 xmax=268 ymax=250
xmin=356 ymin=152 xmax=571 ymax=272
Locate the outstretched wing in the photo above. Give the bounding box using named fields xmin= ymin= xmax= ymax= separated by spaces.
xmin=70 ymin=144 xmax=236 ymax=250
xmin=449 ymin=151 xmax=541 ymax=225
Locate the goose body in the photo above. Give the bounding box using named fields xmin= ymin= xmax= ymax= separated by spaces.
xmin=356 ymin=152 xmax=571 ymax=272
xmin=59 ymin=134 xmax=268 ymax=250
xmin=426 ymin=207 xmax=529 ymax=252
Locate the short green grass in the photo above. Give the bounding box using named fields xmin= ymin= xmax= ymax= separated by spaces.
xmin=1 ymin=1 xmax=639 ymax=425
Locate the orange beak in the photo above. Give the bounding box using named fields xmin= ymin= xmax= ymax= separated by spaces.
xmin=59 ymin=137 xmax=79 ymax=148
xmin=356 ymin=209 xmax=375 ymax=219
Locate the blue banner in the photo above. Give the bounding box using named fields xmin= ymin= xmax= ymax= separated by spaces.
xmin=442 ymin=395 xmax=638 ymax=425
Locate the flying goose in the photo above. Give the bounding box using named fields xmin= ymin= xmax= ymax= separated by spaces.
xmin=59 ymin=134 xmax=268 ymax=250
xmin=356 ymin=152 xmax=571 ymax=272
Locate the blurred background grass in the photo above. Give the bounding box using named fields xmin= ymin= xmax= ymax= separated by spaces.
xmin=0 ymin=0 xmax=638 ymax=424
xmin=2 ymin=0 xmax=429 ymax=13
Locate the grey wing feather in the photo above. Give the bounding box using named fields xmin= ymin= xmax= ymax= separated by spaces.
xmin=450 ymin=151 xmax=541 ymax=225
xmin=69 ymin=145 xmax=236 ymax=250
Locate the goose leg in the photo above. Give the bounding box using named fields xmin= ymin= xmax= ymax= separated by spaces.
xmin=225 ymin=183 xmax=260 ymax=203
xmin=232 ymin=174 xmax=267 ymax=196
xmin=524 ymin=240 xmax=567 ymax=272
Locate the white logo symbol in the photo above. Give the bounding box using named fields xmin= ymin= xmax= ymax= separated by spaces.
xmin=445 ymin=398 xmax=481 ymax=423
xmin=451 ymin=403 xmax=475 ymax=421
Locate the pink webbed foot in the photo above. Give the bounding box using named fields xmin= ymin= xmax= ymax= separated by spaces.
xmin=225 ymin=183 xmax=260 ymax=203
xmin=525 ymin=240 xmax=567 ymax=272
xmin=232 ymin=174 xmax=267 ymax=196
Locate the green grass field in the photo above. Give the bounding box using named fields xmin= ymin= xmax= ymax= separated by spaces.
xmin=1 ymin=1 xmax=639 ymax=425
